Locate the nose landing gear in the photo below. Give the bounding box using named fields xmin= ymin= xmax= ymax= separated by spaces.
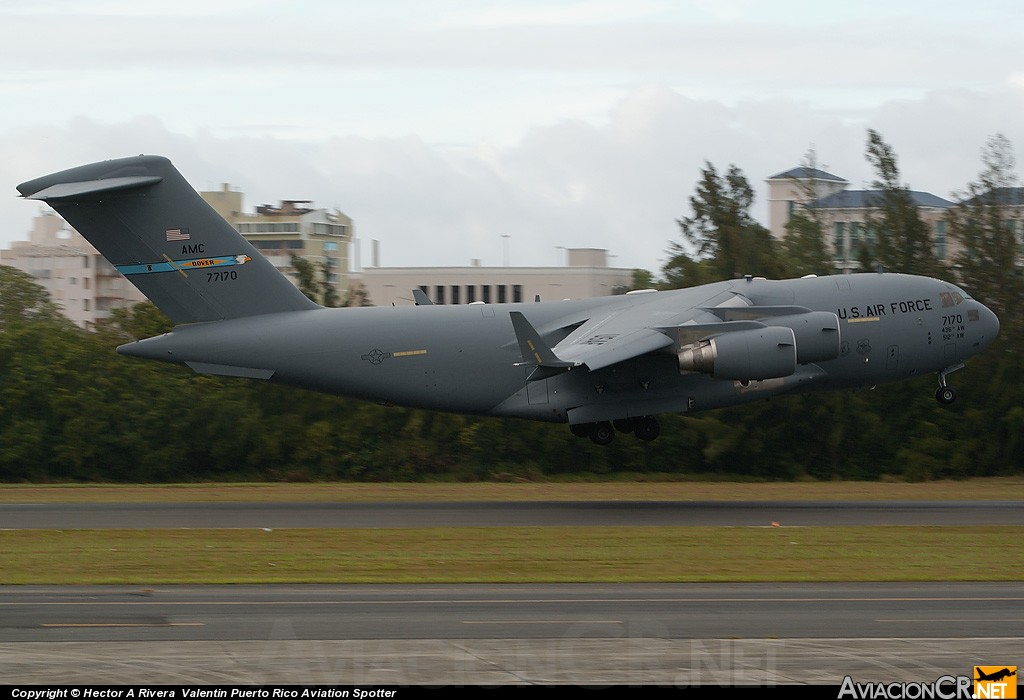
xmin=936 ymin=363 xmax=964 ymax=405
xmin=935 ymin=385 xmax=957 ymax=405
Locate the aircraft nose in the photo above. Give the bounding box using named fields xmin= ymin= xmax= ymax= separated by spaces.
xmin=974 ymin=303 xmax=1000 ymax=350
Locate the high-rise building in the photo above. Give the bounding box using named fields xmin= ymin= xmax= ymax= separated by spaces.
xmin=200 ymin=185 xmax=353 ymax=299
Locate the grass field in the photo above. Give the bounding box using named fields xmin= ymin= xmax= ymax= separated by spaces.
xmin=2 ymin=476 xmax=1023 ymax=502
xmin=2 ymin=526 xmax=1021 ymax=585
xmin=1 ymin=478 xmax=1020 ymax=585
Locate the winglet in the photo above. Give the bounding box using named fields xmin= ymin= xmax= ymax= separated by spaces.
xmin=509 ymin=311 xmax=577 ymax=380
xmin=412 ymin=288 xmax=433 ymax=305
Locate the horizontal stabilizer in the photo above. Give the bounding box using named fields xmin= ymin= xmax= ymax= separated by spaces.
xmin=185 ymin=362 xmax=275 ymax=380
xmin=23 ymin=175 xmax=163 ymax=201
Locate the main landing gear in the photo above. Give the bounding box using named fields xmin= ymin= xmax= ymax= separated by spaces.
xmin=935 ymin=363 xmax=964 ymax=405
xmin=570 ymin=416 xmax=661 ymax=445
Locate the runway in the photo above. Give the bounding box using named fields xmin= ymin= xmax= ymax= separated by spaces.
xmin=3 ymin=501 xmax=1021 ymax=685
xmin=2 ymin=583 xmax=1022 ymax=684
xmin=3 ymin=499 xmax=1022 ymax=529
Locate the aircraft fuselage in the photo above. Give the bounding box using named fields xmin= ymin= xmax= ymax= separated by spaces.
xmin=119 ymin=272 xmax=999 ymax=426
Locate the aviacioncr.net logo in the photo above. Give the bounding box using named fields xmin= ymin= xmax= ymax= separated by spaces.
xmin=974 ymin=666 xmax=1017 ymax=699
xmin=838 ymin=675 xmax=973 ymax=699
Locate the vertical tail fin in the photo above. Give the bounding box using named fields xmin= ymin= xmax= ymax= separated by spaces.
xmin=17 ymin=155 xmax=319 ymax=323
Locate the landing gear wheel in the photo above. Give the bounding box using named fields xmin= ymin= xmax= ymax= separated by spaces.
xmin=634 ymin=415 xmax=660 ymax=441
xmin=935 ymin=386 xmax=957 ymax=405
xmin=569 ymin=423 xmax=590 ymax=438
xmin=589 ymin=421 xmax=615 ymax=445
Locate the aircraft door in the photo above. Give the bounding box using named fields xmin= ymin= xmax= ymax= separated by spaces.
xmin=527 ymin=372 xmax=549 ymax=405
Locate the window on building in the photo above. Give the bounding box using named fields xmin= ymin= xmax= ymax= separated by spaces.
xmin=466 ymin=285 xmax=476 ymax=303
xmin=864 ymin=226 xmax=877 ymax=255
xmin=451 ymin=285 xmax=460 ymax=304
xmin=83 ymin=299 xmax=90 ymax=311
xmin=848 ymin=222 xmax=861 ymax=259
xmin=497 ymin=285 xmax=507 ymax=303
xmin=435 ymin=285 xmax=445 ymax=304
xmin=286 ymin=241 xmax=303 ymax=250
xmin=934 ymin=220 xmax=947 ymax=259
xmin=84 ymin=278 xmax=90 ymax=290
xmin=833 ymin=222 xmax=846 ymax=263
xmin=313 ymin=223 xmax=347 ymax=237
xmin=481 ymin=285 xmax=491 ymax=303
xmin=512 ymin=285 xmax=522 ymax=303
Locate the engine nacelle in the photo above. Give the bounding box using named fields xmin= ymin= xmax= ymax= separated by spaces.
xmin=766 ymin=312 xmax=841 ymax=364
xmin=677 ymin=326 xmax=797 ymax=380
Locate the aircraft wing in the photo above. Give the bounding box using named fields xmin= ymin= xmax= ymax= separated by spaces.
xmin=510 ymin=286 xmax=842 ymax=380
xmin=510 ymin=294 xmax=695 ymax=376
xmin=548 ymin=291 xmax=737 ymax=371
xmin=554 ymin=324 xmax=675 ymax=371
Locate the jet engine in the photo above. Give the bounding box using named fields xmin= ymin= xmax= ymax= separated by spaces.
xmin=677 ymin=326 xmax=797 ymax=380
xmin=765 ymin=311 xmax=841 ymax=364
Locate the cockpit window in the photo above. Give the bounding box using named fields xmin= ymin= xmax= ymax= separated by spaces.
xmin=940 ymin=291 xmax=966 ymax=307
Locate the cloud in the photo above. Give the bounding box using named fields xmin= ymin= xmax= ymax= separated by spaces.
xmin=4 ymin=85 xmax=1024 ymax=278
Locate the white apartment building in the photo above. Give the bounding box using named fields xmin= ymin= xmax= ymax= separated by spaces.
xmin=0 ymin=212 xmax=146 ymax=328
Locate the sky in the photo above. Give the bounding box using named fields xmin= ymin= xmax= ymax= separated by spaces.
xmin=1 ymin=0 xmax=1023 ymax=275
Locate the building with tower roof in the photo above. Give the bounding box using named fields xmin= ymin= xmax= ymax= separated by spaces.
xmin=766 ymin=167 xmax=954 ymax=273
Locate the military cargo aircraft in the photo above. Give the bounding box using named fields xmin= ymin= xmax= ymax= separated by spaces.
xmin=17 ymin=156 xmax=1000 ymax=444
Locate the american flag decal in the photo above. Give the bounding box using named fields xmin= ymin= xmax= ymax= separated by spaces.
xmin=165 ymin=228 xmax=190 ymax=241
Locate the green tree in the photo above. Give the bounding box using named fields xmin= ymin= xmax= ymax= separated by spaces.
xmin=320 ymin=262 xmax=340 ymax=308
xmin=664 ymin=162 xmax=779 ymax=288
xmin=0 ymin=265 xmax=63 ymax=325
xmin=941 ymin=134 xmax=1024 ymax=476
xmin=342 ymin=284 xmax=373 ymax=307
xmin=947 ymin=133 xmax=1022 ymax=331
xmin=291 ymin=254 xmax=322 ymax=304
xmin=629 ymin=268 xmax=655 ymax=291
xmin=290 ymin=254 xmax=340 ymax=307
xmin=778 ymin=149 xmax=832 ymax=277
xmin=102 ymin=302 xmax=174 ymax=341
xmin=864 ymin=129 xmax=942 ymax=276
